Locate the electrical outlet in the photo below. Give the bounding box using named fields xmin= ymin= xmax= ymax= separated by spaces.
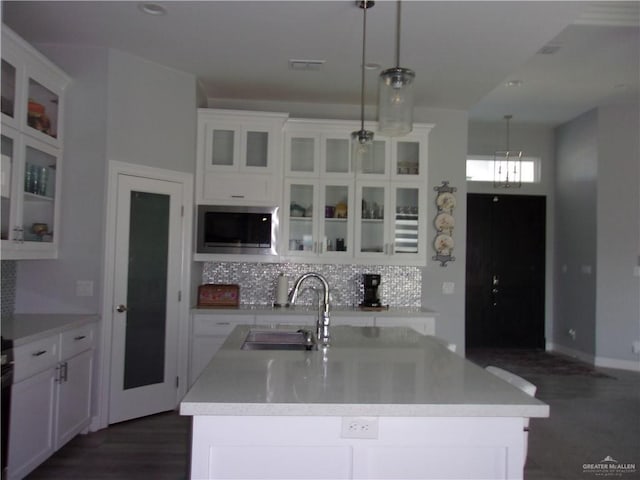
xmin=568 ymin=329 xmax=576 ymax=341
xmin=632 ymin=340 xmax=640 ymax=354
xmin=341 ymin=417 xmax=378 ymax=439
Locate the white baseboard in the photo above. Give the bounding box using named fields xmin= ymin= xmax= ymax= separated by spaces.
xmin=547 ymin=343 xmax=595 ymax=365
xmin=595 ymin=356 xmax=640 ymax=372
xmin=548 ymin=343 xmax=640 ymax=372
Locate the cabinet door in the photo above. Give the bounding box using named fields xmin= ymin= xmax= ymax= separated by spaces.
xmin=355 ymin=138 xmax=390 ymax=179
xmin=355 ymin=182 xmax=390 ymax=258
xmin=391 ymin=185 xmax=424 ymax=259
xmin=56 ymin=349 xmax=93 ymax=449
xmin=203 ymin=119 xmax=241 ymax=172
xmin=283 ymin=179 xmax=318 ymax=255
xmin=8 ymin=368 xmax=57 ymax=480
xmin=20 ymin=135 xmax=61 ymax=246
xmin=320 ymin=135 xmax=351 ymax=177
xmin=24 ymin=66 xmax=64 ymax=147
xmin=285 ymin=130 xmax=319 ymax=176
xmin=1 ymin=127 xmax=19 ymax=243
xmin=320 ymin=181 xmax=353 ymax=257
xmin=1 ymin=52 xmax=21 ymax=130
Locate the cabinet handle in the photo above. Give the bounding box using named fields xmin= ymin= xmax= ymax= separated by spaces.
xmin=61 ymin=362 xmax=68 ymax=382
xmin=230 ymin=195 xmax=245 ymax=199
xmin=32 ymin=350 xmax=47 ymax=357
xmin=74 ymin=335 xmax=87 ymax=341
xmin=216 ymin=322 xmax=231 ymax=326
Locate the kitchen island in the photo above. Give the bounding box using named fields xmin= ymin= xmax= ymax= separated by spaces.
xmin=181 ymin=325 xmax=549 ymax=480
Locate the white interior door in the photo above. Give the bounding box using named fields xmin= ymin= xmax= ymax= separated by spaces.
xmin=108 ymin=173 xmax=184 ymax=424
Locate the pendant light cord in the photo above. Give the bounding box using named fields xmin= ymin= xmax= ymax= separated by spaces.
xmin=395 ymin=0 xmax=402 ymax=68
xmin=504 ymin=114 xmax=512 ymax=150
xmin=360 ymin=2 xmax=369 ymax=131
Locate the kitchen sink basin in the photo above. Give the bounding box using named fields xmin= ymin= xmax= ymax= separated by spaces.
xmin=241 ymin=329 xmax=317 ymax=351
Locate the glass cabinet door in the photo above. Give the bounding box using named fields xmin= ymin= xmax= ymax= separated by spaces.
xmin=22 ymin=136 xmax=58 ymax=244
xmin=1 ymin=130 xmax=16 ymax=241
xmin=26 ymin=77 xmax=60 ymax=142
xmin=285 ymin=181 xmax=316 ymax=253
xmin=393 ymin=186 xmax=420 ymax=254
xmin=394 ymin=139 xmax=420 ymax=177
xmin=321 ymin=182 xmax=352 ymax=255
xmin=1 ymin=59 xmax=17 ymax=122
xmin=210 ymin=128 xmax=236 ymax=167
xmin=358 ymin=139 xmax=389 ymax=177
xmin=288 ymin=134 xmax=318 ymax=175
xmin=322 ymin=137 xmax=350 ymax=176
xmin=244 ymin=130 xmax=269 ymax=168
xmin=357 ymin=184 xmax=388 ymax=255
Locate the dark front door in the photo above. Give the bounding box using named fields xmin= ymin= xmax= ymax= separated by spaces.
xmin=466 ymin=194 xmax=546 ymax=349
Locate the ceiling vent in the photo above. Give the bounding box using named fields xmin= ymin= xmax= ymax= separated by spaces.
xmin=288 ymin=59 xmax=326 ymax=71
xmin=538 ymin=44 xmax=562 ymax=55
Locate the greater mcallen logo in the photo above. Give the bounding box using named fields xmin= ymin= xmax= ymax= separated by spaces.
xmin=583 ymin=456 xmax=637 ymax=476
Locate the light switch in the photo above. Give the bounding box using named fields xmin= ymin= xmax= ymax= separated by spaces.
xmin=442 ymin=282 xmax=455 ymax=295
xmin=76 ymin=280 xmax=94 ymax=297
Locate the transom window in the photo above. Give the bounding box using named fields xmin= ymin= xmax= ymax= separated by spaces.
xmin=466 ymin=155 xmax=540 ymax=183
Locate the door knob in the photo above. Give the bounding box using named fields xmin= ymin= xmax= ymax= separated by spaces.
xmin=116 ymin=304 xmax=127 ymax=313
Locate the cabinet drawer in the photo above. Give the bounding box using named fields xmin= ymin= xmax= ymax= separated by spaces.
xmin=14 ymin=336 xmax=58 ymax=382
xmin=60 ymin=324 xmax=95 ymax=359
xmin=203 ymin=172 xmax=274 ymax=203
xmin=193 ymin=314 xmax=254 ymax=336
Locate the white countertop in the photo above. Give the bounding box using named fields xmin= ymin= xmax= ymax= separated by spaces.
xmin=2 ymin=313 xmax=99 ymax=346
xmin=181 ymin=325 xmax=549 ymax=418
xmin=192 ymin=305 xmax=438 ymax=317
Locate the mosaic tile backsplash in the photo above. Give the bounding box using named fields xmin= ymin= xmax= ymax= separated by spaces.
xmin=1 ymin=260 xmax=17 ymax=320
xmin=202 ymin=262 xmax=421 ymax=307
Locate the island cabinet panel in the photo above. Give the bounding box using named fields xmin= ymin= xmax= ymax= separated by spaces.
xmin=189 ymin=415 xmax=526 ymax=480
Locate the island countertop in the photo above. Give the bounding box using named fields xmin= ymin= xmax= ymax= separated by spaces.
xmin=180 ymin=325 xmax=549 ymax=418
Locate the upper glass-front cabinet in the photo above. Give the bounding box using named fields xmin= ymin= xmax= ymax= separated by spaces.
xmin=1 ymin=27 xmax=69 ymax=259
xmin=355 ymin=182 xmax=425 ymax=262
xmin=285 ymin=121 xmax=356 ymax=178
xmin=205 ymin=120 xmax=272 ymax=172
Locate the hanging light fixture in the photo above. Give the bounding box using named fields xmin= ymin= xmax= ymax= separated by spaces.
xmin=493 ymin=115 xmax=523 ymax=188
xmin=351 ymin=1 xmax=375 ymax=172
xmin=378 ymin=0 xmax=415 ymax=136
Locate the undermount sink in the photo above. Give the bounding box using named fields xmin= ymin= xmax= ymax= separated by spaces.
xmin=241 ymin=329 xmax=317 ymax=351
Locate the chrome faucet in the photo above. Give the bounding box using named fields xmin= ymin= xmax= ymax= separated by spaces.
xmin=288 ymin=272 xmax=331 ymax=346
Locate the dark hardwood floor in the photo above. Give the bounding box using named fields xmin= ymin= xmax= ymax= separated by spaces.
xmin=26 ymin=411 xmax=191 ymax=480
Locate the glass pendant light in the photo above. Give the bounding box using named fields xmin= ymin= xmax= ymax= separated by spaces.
xmin=378 ymin=0 xmax=415 ymax=136
xmin=351 ymin=0 xmax=375 ymax=172
xmin=493 ymin=115 xmax=523 ymax=188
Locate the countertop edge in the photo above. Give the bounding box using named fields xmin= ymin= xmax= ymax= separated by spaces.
xmin=5 ymin=313 xmax=100 ymax=346
xmin=180 ymin=402 xmax=550 ymax=418
xmin=191 ymin=306 xmax=439 ymax=317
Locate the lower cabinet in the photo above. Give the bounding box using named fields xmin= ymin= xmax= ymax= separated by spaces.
xmin=8 ymin=323 xmax=95 ymax=480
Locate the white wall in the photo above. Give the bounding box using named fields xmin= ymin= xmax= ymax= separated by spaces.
xmin=553 ymin=109 xmax=600 ymax=361
xmin=16 ymin=45 xmax=110 ymax=314
xmin=467 ymin=121 xmax=556 ymax=347
xmin=595 ymin=104 xmax=640 ymax=368
xmin=210 ymin=98 xmax=469 ymax=352
xmin=16 ymin=47 xmax=198 ymax=314
xmin=106 ymin=49 xmax=197 ymax=173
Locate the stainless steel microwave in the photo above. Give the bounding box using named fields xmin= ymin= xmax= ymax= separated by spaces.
xmin=196 ymin=205 xmax=279 ymax=255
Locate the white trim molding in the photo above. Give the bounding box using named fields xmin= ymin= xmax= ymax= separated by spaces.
xmin=548 ymin=342 xmax=640 ymax=372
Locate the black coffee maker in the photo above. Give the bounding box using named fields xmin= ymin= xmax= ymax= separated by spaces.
xmin=361 ymin=274 xmax=382 ymax=308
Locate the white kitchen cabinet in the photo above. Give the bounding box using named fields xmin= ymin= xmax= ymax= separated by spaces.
xmin=283 ymin=178 xmax=354 ymax=259
xmin=355 ymin=181 xmax=426 ymax=264
xmin=1 ymin=27 xmax=70 ymax=260
xmin=189 ymin=313 xmax=254 ymax=386
xmin=196 ymin=109 xmax=288 ymax=205
xmin=8 ymin=323 xmax=95 ymax=480
xmin=284 ymin=120 xmax=356 ymax=178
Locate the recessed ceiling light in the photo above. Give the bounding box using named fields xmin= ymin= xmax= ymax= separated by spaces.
xmin=138 ymin=3 xmax=167 ymax=16
xmin=505 ymin=79 xmax=524 ymax=88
